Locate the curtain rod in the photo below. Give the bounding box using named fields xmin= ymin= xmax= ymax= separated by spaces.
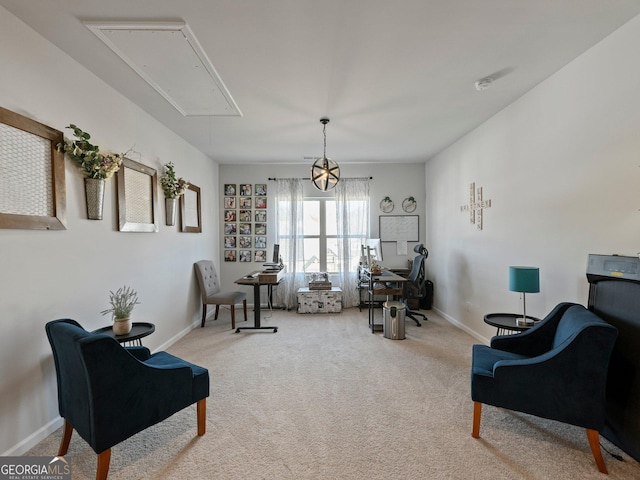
xmin=268 ymin=177 xmax=372 ymax=181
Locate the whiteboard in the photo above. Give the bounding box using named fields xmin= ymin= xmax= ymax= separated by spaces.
xmin=379 ymin=215 xmax=419 ymax=242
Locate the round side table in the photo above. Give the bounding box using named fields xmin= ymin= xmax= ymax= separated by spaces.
xmin=92 ymin=322 xmax=155 ymax=346
xmin=483 ymin=313 xmax=540 ymax=336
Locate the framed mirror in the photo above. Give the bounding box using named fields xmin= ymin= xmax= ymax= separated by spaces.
xmin=116 ymin=157 xmax=158 ymax=232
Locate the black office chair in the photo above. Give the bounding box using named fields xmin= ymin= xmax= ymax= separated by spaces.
xmin=404 ymin=244 xmax=429 ymax=326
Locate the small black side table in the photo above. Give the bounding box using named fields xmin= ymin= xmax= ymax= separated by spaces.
xmin=484 ymin=313 xmax=540 ymax=336
xmin=92 ymin=322 xmax=155 ymax=346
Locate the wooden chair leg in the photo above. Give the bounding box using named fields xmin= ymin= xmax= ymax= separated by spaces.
xmin=58 ymin=419 xmax=73 ymax=456
xmin=586 ymin=429 xmax=608 ymax=474
xmin=230 ymin=305 xmax=236 ymax=330
xmin=214 ymin=305 xmax=220 ymax=320
xmin=96 ymin=449 xmax=111 ymax=480
xmin=243 ymin=299 xmax=248 ymax=322
xmin=201 ymin=304 xmax=207 ymax=327
xmin=197 ymin=398 xmax=206 ymax=436
xmin=472 ymin=401 xmax=482 ymax=438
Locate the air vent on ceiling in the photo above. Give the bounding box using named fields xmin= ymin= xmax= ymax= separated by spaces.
xmin=85 ymin=21 xmax=242 ymax=117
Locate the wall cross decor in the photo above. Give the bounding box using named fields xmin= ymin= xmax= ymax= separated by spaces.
xmin=460 ymin=182 xmax=492 ymax=230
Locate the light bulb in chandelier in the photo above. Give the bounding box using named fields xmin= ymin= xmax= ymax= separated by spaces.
xmin=311 ymin=118 xmax=340 ymax=191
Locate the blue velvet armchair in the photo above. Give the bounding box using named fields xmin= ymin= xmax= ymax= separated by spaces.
xmin=471 ymin=303 xmax=618 ymax=473
xmin=45 ymin=319 xmax=209 ymax=480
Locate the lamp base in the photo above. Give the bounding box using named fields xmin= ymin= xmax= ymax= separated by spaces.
xmin=516 ymin=317 xmax=535 ymax=326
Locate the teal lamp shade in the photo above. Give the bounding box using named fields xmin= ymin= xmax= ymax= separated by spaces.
xmin=509 ymin=266 xmax=540 ymax=293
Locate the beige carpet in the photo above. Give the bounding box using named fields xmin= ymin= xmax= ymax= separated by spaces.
xmin=28 ymin=308 xmax=640 ymax=479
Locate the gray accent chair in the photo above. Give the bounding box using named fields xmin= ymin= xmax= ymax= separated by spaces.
xmin=194 ymin=260 xmax=247 ymax=329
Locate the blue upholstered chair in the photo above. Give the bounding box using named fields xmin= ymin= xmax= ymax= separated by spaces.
xmin=45 ymin=319 xmax=209 ymax=480
xmin=471 ymin=303 xmax=618 ymax=474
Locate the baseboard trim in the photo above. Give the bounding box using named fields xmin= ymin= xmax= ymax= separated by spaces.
xmin=432 ymin=307 xmax=491 ymax=345
xmin=2 ymin=416 xmax=64 ymax=456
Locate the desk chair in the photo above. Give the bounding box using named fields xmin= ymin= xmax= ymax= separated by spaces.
xmin=195 ymin=260 xmax=247 ymax=329
xmin=404 ymin=244 xmax=429 ymax=327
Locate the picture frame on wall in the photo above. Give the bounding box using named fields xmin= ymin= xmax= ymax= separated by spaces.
xmin=254 ymin=250 xmax=266 ymax=262
xmin=239 ymin=209 xmax=251 ymax=222
xmin=117 ymin=157 xmax=159 ymax=233
xmin=224 ymin=223 xmax=237 ymax=235
xmin=255 ymin=184 xmax=267 ymax=196
xmin=0 ymin=106 xmax=67 ymax=231
xmin=255 ymin=210 xmax=267 ymax=222
xmin=180 ymin=183 xmax=202 ymax=233
xmin=224 ymin=184 xmax=236 ymax=196
xmin=254 ymin=236 xmax=266 ymax=248
xmin=255 ymin=223 xmax=267 ymax=235
xmin=239 ymin=197 xmax=252 ymax=209
xmin=224 ymin=250 xmax=237 ymax=262
xmin=224 ymin=210 xmax=236 ymax=222
xmin=224 ymin=197 xmax=236 ymax=209
xmin=224 ymin=236 xmax=236 ymax=248
xmin=239 ymin=235 xmax=251 ymax=248
xmin=255 ymin=197 xmax=267 ymax=209
xmin=240 ymin=183 xmax=252 ymax=196
xmin=239 ymin=250 xmax=251 ymax=262
xmin=239 ymin=222 xmax=251 ymax=235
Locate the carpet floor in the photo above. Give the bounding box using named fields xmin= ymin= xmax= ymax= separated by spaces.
xmin=27 ymin=308 xmax=640 ymax=479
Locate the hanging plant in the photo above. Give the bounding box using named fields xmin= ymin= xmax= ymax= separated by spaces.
xmin=57 ymin=124 xmax=124 ymax=179
xmin=160 ymin=162 xmax=189 ymax=199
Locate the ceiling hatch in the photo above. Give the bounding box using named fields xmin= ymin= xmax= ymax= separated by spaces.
xmin=85 ymin=21 xmax=242 ymax=117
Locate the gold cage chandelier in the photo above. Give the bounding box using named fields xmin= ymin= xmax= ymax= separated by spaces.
xmin=310 ymin=118 xmax=340 ymax=191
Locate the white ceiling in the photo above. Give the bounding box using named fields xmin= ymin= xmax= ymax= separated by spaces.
xmin=2 ymin=0 xmax=640 ymax=165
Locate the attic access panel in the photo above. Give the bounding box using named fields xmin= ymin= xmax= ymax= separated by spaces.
xmin=85 ymin=21 xmax=242 ymax=117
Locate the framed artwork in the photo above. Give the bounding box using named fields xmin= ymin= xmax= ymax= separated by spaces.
xmin=255 ymin=184 xmax=267 ymax=196
xmin=224 ymin=209 xmax=236 ymax=222
xmin=224 ymin=250 xmax=236 ymax=262
xmin=239 ymin=209 xmax=251 ymax=222
xmin=239 ymin=250 xmax=252 ymax=262
xmin=224 ymin=235 xmax=236 ymax=248
xmin=255 ymin=197 xmax=267 ymax=209
xmin=239 ymin=222 xmax=251 ymax=235
xmin=117 ymin=157 xmax=158 ymax=232
xmin=224 ymin=196 xmax=236 ymax=209
xmin=254 ymin=236 xmax=266 ymax=248
xmin=255 ymin=210 xmax=267 ymax=222
xmin=255 ymin=223 xmax=267 ymax=235
xmin=239 ymin=235 xmax=251 ymax=248
xmin=254 ymin=250 xmax=266 ymax=262
xmin=180 ymin=183 xmax=202 ymax=233
xmin=239 ymin=197 xmax=252 ymax=208
xmin=0 ymin=106 xmax=66 ymax=230
xmin=224 ymin=223 xmax=237 ymax=235
xmin=240 ymin=183 xmax=252 ymax=196
xmin=224 ymin=184 xmax=236 ymax=196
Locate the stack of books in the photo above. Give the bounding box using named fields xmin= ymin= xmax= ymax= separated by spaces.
xmin=309 ymin=272 xmax=332 ymax=290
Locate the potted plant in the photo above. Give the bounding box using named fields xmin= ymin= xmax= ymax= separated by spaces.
xmin=159 ymin=162 xmax=189 ymax=226
xmin=100 ymin=285 xmax=140 ymax=335
xmin=56 ymin=124 xmax=125 ymax=220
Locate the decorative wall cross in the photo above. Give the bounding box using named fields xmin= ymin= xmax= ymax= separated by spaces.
xmin=460 ymin=182 xmax=492 ymax=230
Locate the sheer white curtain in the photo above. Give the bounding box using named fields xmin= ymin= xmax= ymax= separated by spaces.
xmin=274 ymin=179 xmax=306 ymax=309
xmin=335 ymin=178 xmax=370 ymax=308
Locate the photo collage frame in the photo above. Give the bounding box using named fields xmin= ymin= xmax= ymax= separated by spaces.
xmin=224 ymin=183 xmax=268 ymax=262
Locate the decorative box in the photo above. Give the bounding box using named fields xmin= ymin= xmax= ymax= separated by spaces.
xmin=297 ymin=287 xmax=342 ymax=313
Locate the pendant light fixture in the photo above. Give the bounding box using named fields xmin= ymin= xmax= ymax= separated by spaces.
xmin=311 ymin=118 xmax=340 ymax=191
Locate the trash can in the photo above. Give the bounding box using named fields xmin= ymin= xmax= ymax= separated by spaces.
xmin=383 ymin=300 xmax=406 ymax=340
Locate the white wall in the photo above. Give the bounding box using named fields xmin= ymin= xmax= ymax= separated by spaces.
xmin=425 ymin=14 xmax=640 ymax=343
xmin=218 ymin=163 xmax=426 ymax=301
xmin=0 ymin=8 xmax=219 ymax=454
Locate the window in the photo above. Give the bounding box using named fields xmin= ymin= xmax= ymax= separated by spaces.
xmin=278 ymin=197 xmax=367 ymax=274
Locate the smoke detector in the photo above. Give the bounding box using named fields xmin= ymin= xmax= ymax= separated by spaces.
xmin=475 ymin=77 xmax=493 ymax=91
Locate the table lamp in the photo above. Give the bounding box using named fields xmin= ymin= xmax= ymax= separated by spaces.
xmin=509 ymin=266 xmax=540 ymax=326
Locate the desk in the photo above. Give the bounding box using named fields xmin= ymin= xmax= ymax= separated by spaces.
xmin=484 ymin=313 xmax=540 ymax=335
xmin=92 ymin=322 xmax=155 ymax=346
xmin=235 ymin=269 xmax=285 ymax=333
xmin=366 ymin=269 xmax=408 ymax=333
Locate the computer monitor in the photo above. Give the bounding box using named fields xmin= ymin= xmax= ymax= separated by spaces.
xmin=272 ymin=244 xmax=280 ymax=263
xmin=365 ymin=238 xmax=382 ymax=263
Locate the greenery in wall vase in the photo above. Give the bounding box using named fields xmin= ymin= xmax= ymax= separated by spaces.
xmin=56 ymin=124 xmax=124 ymax=179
